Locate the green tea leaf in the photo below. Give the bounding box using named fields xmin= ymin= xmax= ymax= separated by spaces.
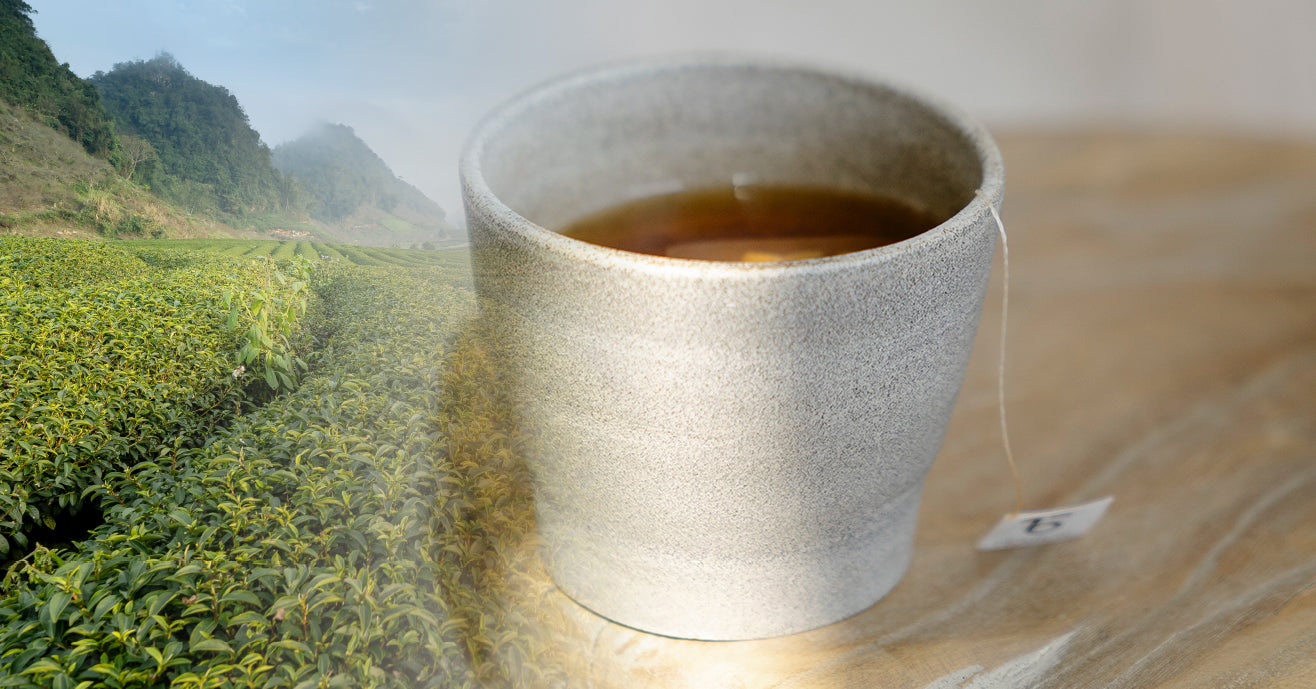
xmin=190 ymin=638 xmax=234 ymax=654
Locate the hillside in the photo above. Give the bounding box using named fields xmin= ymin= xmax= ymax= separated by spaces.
xmin=90 ymin=54 xmax=299 ymax=221
xmin=0 ymin=99 xmax=250 ymax=239
xmin=0 ymin=3 xmax=255 ymax=240
xmin=0 ymin=0 xmax=115 ymax=157
xmin=0 ymin=5 xmax=455 ymax=246
xmin=273 ymin=122 xmax=453 ymax=245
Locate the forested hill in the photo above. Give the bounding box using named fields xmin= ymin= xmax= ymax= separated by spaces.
xmin=1 ymin=2 xmax=241 ymax=240
xmin=90 ymin=54 xmax=299 ymax=220
xmin=1 ymin=4 xmax=454 ymax=246
xmin=0 ymin=0 xmax=116 ymax=157
xmin=273 ymin=123 xmax=452 ymax=244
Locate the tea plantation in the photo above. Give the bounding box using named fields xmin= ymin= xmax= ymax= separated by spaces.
xmin=0 ymin=238 xmax=563 ymax=688
xmin=118 ymin=240 xmax=465 ymax=269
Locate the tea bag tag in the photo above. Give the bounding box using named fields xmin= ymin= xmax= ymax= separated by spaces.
xmin=976 ymin=496 xmax=1113 ymax=551
xmin=973 ymin=189 xmax=1114 ymax=551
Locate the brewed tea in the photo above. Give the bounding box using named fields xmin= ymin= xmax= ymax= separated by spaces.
xmin=558 ymin=186 xmax=943 ymax=262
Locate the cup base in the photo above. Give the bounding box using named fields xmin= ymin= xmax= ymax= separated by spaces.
xmin=541 ymin=483 xmax=923 ymax=641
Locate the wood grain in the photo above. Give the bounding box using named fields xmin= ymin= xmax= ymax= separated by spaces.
xmin=493 ymin=133 xmax=1316 ymax=688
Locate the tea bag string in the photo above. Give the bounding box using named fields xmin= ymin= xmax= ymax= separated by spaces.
xmin=975 ymin=189 xmax=1024 ymax=517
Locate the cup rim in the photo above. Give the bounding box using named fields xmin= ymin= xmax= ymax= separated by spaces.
xmin=460 ymin=54 xmax=1005 ymax=278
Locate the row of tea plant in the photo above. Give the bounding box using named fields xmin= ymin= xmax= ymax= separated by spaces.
xmin=0 ymin=239 xmax=567 ymax=688
xmin=122 ymin=240 xmax=464 ymax=269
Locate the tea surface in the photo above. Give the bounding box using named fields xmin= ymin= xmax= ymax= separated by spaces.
xmin=558 ymin=186 xmax=944 ymax=262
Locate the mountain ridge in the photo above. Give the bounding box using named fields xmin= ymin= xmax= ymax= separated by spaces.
xmin=0 ymin=2 xmax=454 ymax=245
xmin=273 ymin=122 xmax=453 ymax=245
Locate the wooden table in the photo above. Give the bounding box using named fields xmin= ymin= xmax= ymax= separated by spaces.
xmin=498 ymin=132 xmax=1316 ymax=688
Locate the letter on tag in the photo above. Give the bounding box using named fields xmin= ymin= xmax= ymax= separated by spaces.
xmin=976 ymin=496 xmax=1114 ymax=551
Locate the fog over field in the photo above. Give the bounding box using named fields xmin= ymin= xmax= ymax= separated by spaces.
xmin=28 ymin=0 xmax=1316 ymax=226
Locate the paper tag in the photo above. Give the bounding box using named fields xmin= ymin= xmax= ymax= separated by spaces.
xmin=976 ymin=496 xmax=1114 ymax=551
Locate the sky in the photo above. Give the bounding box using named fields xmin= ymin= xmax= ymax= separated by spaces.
xmin=25 ymin=0 xmax=1316 ymax=227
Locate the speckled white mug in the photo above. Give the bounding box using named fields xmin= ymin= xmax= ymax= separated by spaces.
xmin=461 ymin=57 xmax=1003 ymax=641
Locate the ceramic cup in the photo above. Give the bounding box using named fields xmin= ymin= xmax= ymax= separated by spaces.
xmin=461 ymin=57 xmax=1004 ymax=641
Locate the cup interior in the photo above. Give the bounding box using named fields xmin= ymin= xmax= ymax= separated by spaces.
xmin=466 ymin=60 xmax=997 ymax=240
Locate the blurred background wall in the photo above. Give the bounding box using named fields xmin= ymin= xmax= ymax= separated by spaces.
xmin=490 ymin=0 xmax=1316 ymax=136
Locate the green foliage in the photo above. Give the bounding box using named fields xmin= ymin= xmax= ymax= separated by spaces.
xmin=0 ymin=241 xmax=570 ymax=687
xmin=269 ymin=242 xmax=297 ymax=261
xmin=223 ymin=256 xmax=314 ymax=395
xmin=0 ymin=236 xmax=148 ymax=287
xmin=90 ymin=54 xmax=299 ymax=219
xmin=0 ymin=239 xmax=262 ymax=549
xmin=232 ymin=213 xmax=321 ymax=238
xmin=239 ymin=242 xmax=275 ymax=258
xmin=0 ymin=176 xmax=165 ymax=239
xmin=0 ymin=0 xmax=118 ymax=157
xmin=113 ymin=133 xmax=158 ymax=180
xmin=70 ymin=181 xmax=162 ymax=238
xmin=378 ymin=215 xmax=416 ymax=234
xmin=313 ymin=243 xmax=346 ymax=260
xmin=0 ymin=99 xmax=238 ymax=242
xmin=117 ymin=239 xmax=462 ymax=268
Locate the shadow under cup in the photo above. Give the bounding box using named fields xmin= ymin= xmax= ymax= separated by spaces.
xmin=461 ymin=58 xmax=1004 ymax=641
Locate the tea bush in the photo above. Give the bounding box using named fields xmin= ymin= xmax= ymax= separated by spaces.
xmin=0 ymin=239 xmax=281 ymax=551
xmin=222 ymin=256 xmax=315 ymax=395
xmin=0 ymin=243 xmax=565 ymax=687
xmin=310 ymin=243 xmax=345 ymax=261
xmin=0 ymin=238 xmax=151 ymax=289
xmin=118 ymin=240 xmax=462 ymax=269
